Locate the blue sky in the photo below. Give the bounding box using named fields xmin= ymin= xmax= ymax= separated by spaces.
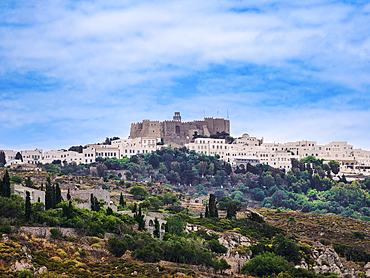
xmin=1 ymin=0 xmax=370 ymax=151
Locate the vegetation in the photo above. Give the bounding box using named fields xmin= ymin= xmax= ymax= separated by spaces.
xmin=2 ymin=148 xmax=370 ymax=277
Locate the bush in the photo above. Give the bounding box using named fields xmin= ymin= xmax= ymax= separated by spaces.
xmin=18 ymin=270 xmax=33 ymax=278
xmin=0 ymin=220 xmax=11 ymax=233
xmin=11 ymin=175 xmax=23 ymax=184
xmin=107 ymin=237 xmax=127 ymax=257
xmin=129 ymin=186 xmax=149 ymax=200
xmin=50 ymin=228 xmax=61 ymax=239
xmin=241 ymin=252 xmax=289 ymax=277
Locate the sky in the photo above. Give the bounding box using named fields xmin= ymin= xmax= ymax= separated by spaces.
xmin=0 ymin=0 xmax=370 ymax=151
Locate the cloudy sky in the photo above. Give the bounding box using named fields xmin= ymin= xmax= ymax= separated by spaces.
xmin=1 ymin=0 xmax=370 ymax=151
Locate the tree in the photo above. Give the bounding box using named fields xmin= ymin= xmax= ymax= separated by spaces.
xmin=25 ymin=191 xmax=31 ymax=222
xmin=134 ymin=206 xmax=145 ymax=230
xmin=90 ymin=194 xmax=102 ymax=212
xmin=68 ymin=200 xmax=73 ymax=219
xmin=197 ymin=161 xmax=208 ymax=177
xmin=11 ymin=175 xmax=23 ymax=184
xmin=0 ymin=151 xmax=6 ymax=166
xmin=2 ymin=170 xmax=11 ymax=197
xmin=208 ymin=194 xmax=218 ymax=218
xmin=67 ymin=189 xmax=71 ymax=201
xmin=149 ymin=154 xmax=160 ymax=169
xmin=329 ymin=160 xmax=340 ymax=175
xmin=25 ymin=177 xmax=32 ymax=188
xmin=226 ymin=202 xmax=237 ymax=220
xmin=165 ymin=215 xmax=186 ymax=237
xmin=242 ymin=252 xmax=289 ymax=277
xmin=119 ymin=192 xmax=126 ymax=207
xmin=206 ymin=239 xmax=228 ymax=254
xmin=130 ymin=186 xmax=149 ymax=200
xmin=108 ymin=237 xmax=127 ymax=257
xmin=97 ymin=164 xmax=108 ymax=177
xmin=106 ymin=207 xmax=113 ymax=215
xmin=230 ymin=172 xmax=239 ymax=186
xmin=205 ymin=205 xmax=210 ymax=218
xmin=45 ymin=181 xmax=52 ymax=210
xmin=55 ymin=183 xmax=62 ymax=205
xmin=153 ymin=217 xmax=160 ymax=238
xmin=219 ymin=258 xmax=231 ymax=274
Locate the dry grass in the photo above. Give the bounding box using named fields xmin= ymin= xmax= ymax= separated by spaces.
xmin=256 ymin=208 xmax=370 ymax=252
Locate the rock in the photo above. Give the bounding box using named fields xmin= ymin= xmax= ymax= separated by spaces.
xmin=175 ymin=273 xmax=185 ymax=277
xmin=295 ymin=258 xmax=308 ymax=270
xmin=312 ymin=265 xmax=321 ymax=274
xmin=10 ymin=259 xmax=33 ymax=272
xmin=131 ymin=271 xmax=137 ymax=275
xmin=365 ymin=269 xmax=370 ymax=278
xmin=38 ymin=266 xmax=47 ymax=274
xmin=121 ymin=250 xmax=132 ymax=261
xmin=321 ymin=265 xmax=330 ymax=273
xmin=2 ymin=234 xmax=9 ymax=241
xmin=330 ymin=265 xmax=342 ymax=275
xmin=340 ymin=268 xmax=359 ymax=278
xmin=316 ymin=248 xmax=343 ymax=269
xmin=365 ymin=262 xmax=370 ymax=269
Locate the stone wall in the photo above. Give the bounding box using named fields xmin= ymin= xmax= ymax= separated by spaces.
xmin=11 ymin=226 xmax=78 ymax=239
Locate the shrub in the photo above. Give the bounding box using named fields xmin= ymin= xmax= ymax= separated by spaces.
xmin=107 ymin=237 xmax=127 ymax=257
xmin=0 ymin=220 xmax=11 ymax=233
xmin=50 ymin=228 xmax=61 ymax=239
xmin=11 ymin=175 xmax=23 ymax=184
xmin=18 ymin=270 xmax=33 ymax=278
xmin=242 ymin=252 xmax=289 ymax=277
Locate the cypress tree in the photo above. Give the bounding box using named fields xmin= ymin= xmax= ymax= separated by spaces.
xmin=51 ymin=185 xmax=56 ymax=209
xmin=68 ymin=200 xmax=73 ymax=219
xmin=205 ymin=205 xmax=209 ymax=218
xmin=25 ymin=177 xmax=32 ymax=188
xmin=209 ymin=194 xmax=217 ymax=218
xmin=0 ymin=151 xmax=6 ymax=166
xmin=3 ymin=170 xmax=11 ymax=197
xmin=153 ymin=217 xmax=160 ymax=238
xmin=119 ymin=193 xmax=125 ymax=207
xmin=0 ymin=178 xmax=3 ymax=197
xmin=67 ymin=189 xmax=71 ymax=201
xmin=134 ymin=206 xmax=145 ymax=230
xmin=55 ymin=183 xmax=62 ymax=205
xmin=90 ymin=193 xmax=95 ymax=211
xmin=45 ymin=183 xmax=52 ymax=210
xmin=25 ymin=191 xmax=31 ymax=222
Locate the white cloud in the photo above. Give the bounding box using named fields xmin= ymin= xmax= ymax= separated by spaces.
xmin=0 ymin=0 xmax=370 ymax=150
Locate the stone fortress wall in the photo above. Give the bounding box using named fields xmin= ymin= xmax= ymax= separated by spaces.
xmin=130 ymin=112 xmax=230 ymax=148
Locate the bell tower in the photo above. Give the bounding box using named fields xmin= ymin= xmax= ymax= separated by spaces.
xmin=173 ymin=112 xmax=181 ymax=122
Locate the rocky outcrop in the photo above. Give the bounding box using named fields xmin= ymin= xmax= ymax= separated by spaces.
xmin=218 ymin=231 xmax=251 ymax=256
xmin=312 ymin=248 xmax=343 ymax=275
xmin=296 ymin=247 xmax=359 ymax=278
xmin=8 ymin=243 xmax=48 ymax=274
xmin=11 ymin=226 xmax=78 ymax=239
xmin=365 ymin=262 xmax=370 ymax=278
xmin=217 ymin=231 xmax=251 ymax=274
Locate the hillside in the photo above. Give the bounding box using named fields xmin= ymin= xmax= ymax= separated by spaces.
xmin=2 ymin=149 xmax=370 ymax=277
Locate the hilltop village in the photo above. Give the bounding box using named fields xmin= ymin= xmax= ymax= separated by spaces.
xmin=2 ymin=113 xmax=370 ymax=277
xmin=1 ymin=112 xmax=369 ymax=175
